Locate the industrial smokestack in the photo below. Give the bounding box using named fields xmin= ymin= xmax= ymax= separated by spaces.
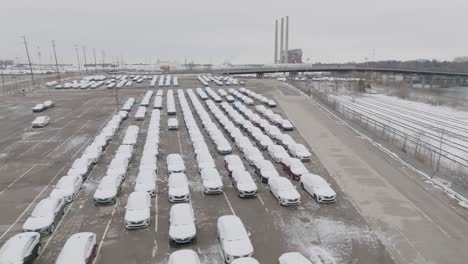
xmin=274 ymin=20 xmax=278 ymax=64
xmin=280 ymin=17 xmax=284 ymax=63
xmin=285 ymin=16 xmax=289 ymax=64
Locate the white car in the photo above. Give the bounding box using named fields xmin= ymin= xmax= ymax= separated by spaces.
xmin=168 ymin=249 xmax=201 ymax=264
xmin=168 ymin=173 xmax=190 ymax=202
xmin=32 ymin=116 xmax=50 ymax=128
xmin=269 ymin=177 xmax=301 ymax=206
xmin=134 ymin=169 xmax=157 ymax=197
xmin=217 ymin=215 xmax=254 ymax=263
xmin=49 ymin=175 xmax=83 ymax=203
xmin=200 ymin=168 xmax=223 ymax=194
xmin=281 ymin=120 xmax=294 ymax=131
xmin=300 ymin=173 xmax=336 ymax=203
xmin=244 ymin=147 xmax=264 ymax=166
xmin=167 ymin=154 xmax=185 ymax=174
xmin=232 ymin=171 xmax=257 ymax=198
xmin=0 ymin=232 xmax=42 ymax=263
xmin=32 ymin=104 xmax=45 ymax=113
xmin=232 ymin=257 xmax=260 ymax=264
xmin=168 ymin=118 xmax=179 ymax=130
xmin=288 ymin=143 xmax=311 ymax=161
xmin=124 ymin=191 xmax=151 ymax=229
xmin=67 ymin=156 xmax=93 ymax=180
xmin=153 ymin=96 xmax=163 ymax=109
xmin=281 ymin=158 xmax=309 ymax=181
xmin=224 ymin=155 xmax=245 ymax=176
xmin=93 ymin=176 xmax=122 ymax=205
xmin=169 ymin=203 xmax=197 ymax=245
xmin=279 ymin=252 xmax=312 ymax=264
xmin=268 ymin=145 xmax=289 ymax=163
xmin=277 ymin=134 xmax=296 ymax=149
xmin=216 ymin=139 xmax=232 ymax=154
xmin=226 ymin=95 xmax=235 ymax=103
xmin=118 ymin=110 xmax=129 ymax=120
xmin=55 ymin=232 xmax=97 ymax=264
xmin=254 ymin=159 xmax=280 ymax=183
xmin=22 ymin=197 xmax=65 ymax=236
xmin=43 ymin=100 xmax=55 ymax=109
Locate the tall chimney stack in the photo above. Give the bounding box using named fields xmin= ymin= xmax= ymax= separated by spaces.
xmin=274 ymin=20 xmax=278 ymax=64
xmin=280 ymin=17 xmax=284 ymax=63
xmin=285 ymin=16 xmax=289 ymax=64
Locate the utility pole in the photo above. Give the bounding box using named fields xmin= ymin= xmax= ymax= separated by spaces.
xmin=21 ymin=36 xmax=35 ymax=86
xmin=74 ymin=45 xmax=81 ymax=74
xmin=93 ymin=48 xmax=97 ymax=73
xmin=51 ymin=40 xmax=61 ymax=81
xmin=82 ymin=46 xmax=88 ymax=74
xmin=101 ymin=49 xmax=105 ymax=71
xmin=113 ymin=62 xmax=119 ymax=111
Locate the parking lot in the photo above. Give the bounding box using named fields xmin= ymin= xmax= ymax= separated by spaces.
xmin=0 ymin=77 xmax=394 ymax=263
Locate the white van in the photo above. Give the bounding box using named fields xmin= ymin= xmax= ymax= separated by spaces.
xmin=217 ymin=215 xmax=254 ymax=263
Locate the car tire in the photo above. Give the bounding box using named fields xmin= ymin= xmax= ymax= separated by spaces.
xmin=301 ymin=182 xmax=304 ymax=190
xmin=36 ymin=244 xmax=42 ymax=256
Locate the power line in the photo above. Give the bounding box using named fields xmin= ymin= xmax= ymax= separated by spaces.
xmin=21 ymin=36 xmax=35 ymax=86
xmin=51 ymin=40 xmax=61 ymax=81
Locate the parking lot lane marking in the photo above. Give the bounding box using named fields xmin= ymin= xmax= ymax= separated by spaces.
xmin=95 ymin=199 xmax=119 ymax=264
xmin=16 ymin=134 xmax=60 ymax=159
xmin=0 ymin=164 xmax=39 ymax=198
xmin=152 ymin=240 xmax=158 ymax=258
xmin=43 ymin=120 xmax=91 ymax=159
xmin=0 ymin=136 xmax=90 ymax=241
xmin=257 ymin=194 xmax=269 ymax=213
xmin=177 ymin=131 xmax=183 ymax=155
xmin=222 ymin=192 xmax=236 ymax=215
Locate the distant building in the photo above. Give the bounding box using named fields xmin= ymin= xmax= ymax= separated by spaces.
xmin=287 ymin=49 xmax=302 ymax=63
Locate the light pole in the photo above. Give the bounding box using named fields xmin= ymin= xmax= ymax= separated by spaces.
xmin=21 ymin=36 xmax=35 ymax=86
xmin=113 ymin=63 xmax=119 ymax=111
xmin=51 ymin=40 xmax=61 ymax=81
xmin=74 ymin=45 xmax=81 ymax=74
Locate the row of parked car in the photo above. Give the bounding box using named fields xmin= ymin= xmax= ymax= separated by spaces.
xmin=238 ymin=87 xmax=277 ymax=107
xmin=254 ymin=104 xmax=293 ymax=131
xmin=55 ymin=75 xmax=106 ymax=90
xmin=167 ymin=89 xmax=176 ymax=115
xmin=93 ymin=125 xmax=139 ymax=205
xmin=1 ymin=107 xmax=129 ymax=263
xmin=124 ymin=108 xmax=161 ymax=229
xmin=180 ymin=90 xmax=224 ymax=194
xmin=220 ymin=93 xmax=337 ymax=204
xmin=153 ymin=89 xmax=164 ymax=109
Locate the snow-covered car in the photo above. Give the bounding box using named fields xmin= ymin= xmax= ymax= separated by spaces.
xmin=168 ymin=118 xmax=179 ymax=130
xmin=124 ymin=191 xmax=151 ymax=229
xmin=200 ymin=168 xmax=223 ymax=194
xmin=32 ymin=116 xmax=50 ymax=128
xmin=169 ymin=203 xmax=197 ymax=245
xmin=32 ymin=103 xmax=45 ymax=113
xmin=153 ymin=96 xmax=163 ymax=109
xmin=22 ymin=197 xmax=65 ymax=236
xmin=118 ymin=110 xmax=128 ymax=120
xmin=224 ymin=155 xmax=245 ymax=176
xmin=254 ymin=159 xmax=279 ymax=183
xmin=167 ymin=154 xmax=185 ymax=174
xmin=134 ymin=169 xmax=156 ymax=197
xmin=280 ymin=120 xmax=294 ymax=131
xmin=134 ymin=106 xmax=147 ymax=120
xmin=232 ymin=171 xmax=257 ymax=198
xmin=269 ymin=114 xmax=283 ymax=125
xmin=268 ymin=145 xmax=289 ymax=163
xmin=278 ymin=252 xmax=312 ymax=264
xmin=55 ymin=232 xmax=97 ymax=264
xmin=168 ymin=249 xmax=201 ymax=264
xmin=281 ymin=158 xmax=309 ymax=181
xmin=289 ymin=143 xmax=311 ymax=161
xmin=254 ymin=134 xmax=274 ymax=150
xmin=67 ymin=156 xmax=93 ymax=180
xmin=43 ymin=100 xmax=55 ymax=109
xmin=168 ymin=173 xmax=190 ymax=202
xmin=225 ymin=95 xmax=235 ymax=103
xmin=93 ymin=176 xmax=122 ymax=205
xmin=0 ymin=232 xmax=41 ymax=263
xmin=217 ymin=215 xmax=254 ymax=263
xmin=49 ymin=175 xmax=83 ymax=203
xmin=269 ymin=177 xmax=301 ymax=206
xmin=231 ymin=257 xmax=260 ymax=264
xmin=265 ymin=125 xmax=282 ymax=140
xmin=277 ymin=134 xmax=296 ymax=149
xmin=216 ymin=139 xmax=232 ymax=154
xmin=300 ymin=173 xmax=336 ymax=203
xmin=267 ymin=100 xmax=277 ymax=107
xmin=244 ymin=147 xmax=264 ymax=166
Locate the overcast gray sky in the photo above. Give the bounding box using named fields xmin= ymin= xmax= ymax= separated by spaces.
xmin=1 ymin=0 xmax=467 ymax=65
